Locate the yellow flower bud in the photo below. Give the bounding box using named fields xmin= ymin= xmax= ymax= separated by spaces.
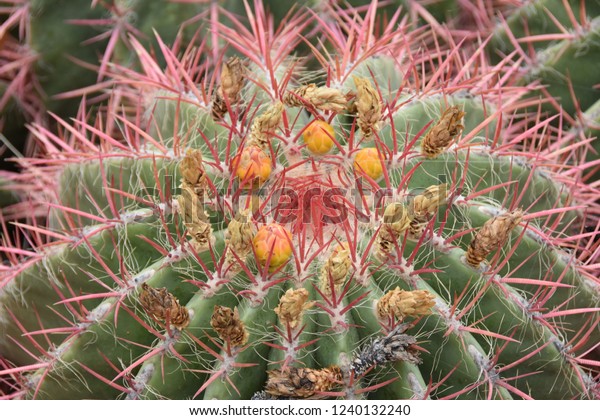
xmin=303 ymin=120 xmax=335 ymax=155
xmin=353 ymin=147 xmax=383 ymax=180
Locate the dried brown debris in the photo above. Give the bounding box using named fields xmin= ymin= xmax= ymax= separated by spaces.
xmin=249 ymin=101 xmax=284 ymax=150
xmin=211 ymin=305 xmax=249 ymax=347
xmin=139 ymin=283 xmax=190 ymax=330
xmin=376 ymin=202 xmax=411 ymax=258
xmin=178 ymin=148 xmax=212 ymax=250
xmin=351 ymin=325 xmax=423 ymax=377
xmin=212 ymin=57 xmax=245 ymax=120
xmin=466 ymin=209 xmax=523 ymax=267
xmin=225 ymin=208 xmax=256 ymax=270
xmin=408 ymin=184 xmax=447 ymax=238
xmin=177 ymin=189 xmax=212 ymax=250
xmin=265 ymin=366 xmax=342 ymax=398
xmin=421 ymin=106 xmax=465 ymax=158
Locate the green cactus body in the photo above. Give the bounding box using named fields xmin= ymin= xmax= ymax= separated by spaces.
xmin=0 ymin=3 xmax=599 ymax=400
xmin=27 ymin=0 xmax=209 ymax=116
xmin=488 ymin=1 xmax=600 ymax=116
xmin=490 ymin=0 xmax=600 ymax=53
xmin=484 ymin=1 xmax=600 ymax=199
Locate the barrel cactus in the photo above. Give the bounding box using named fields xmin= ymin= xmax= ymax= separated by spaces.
xmin=0 ymin=1 xmax=599 ymax=400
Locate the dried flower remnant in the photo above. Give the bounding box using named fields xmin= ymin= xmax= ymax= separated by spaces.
xmin=353 ymin=76 xmax=382 ymax=138
xmin=177 ymin=192 xmax=212 ymax=250
xmin=421 ymin=106 xmax=465 ymax=158
xmin=249 ymin=101 xmax=284 ymax=151
xmin=408 ymin=184 xmax=448 ymax=238
xmin=265 ymin=366 xmax=343 ymax=398
xmin=320 ymin=242 xmax=352 ymax=296
xmin=376 ymin=202 xmax=411 ymax=257
xmin=180 ymin=149 xmax=207 ymax=195
xmin=274 ymin=288 xmax=314 ymax=329
xmin=211 ymin=305 xmax=249 ymax=347
xmin=225 ymin=209 xmax=256 ymax=269
xmin=139 ymin=284 xmax=190 ymax=330
xmin=284 ymin=84 xmax=347 ymax=113
xmin=466 ymin=209 xmax=523 ymax=267
xmin=178 ymin=148 xmax=212 ymax=250
xmin=212 ymin=57 xmax=245 ymax=120
xmin=376 ymin=288 xmax=435 ymax=322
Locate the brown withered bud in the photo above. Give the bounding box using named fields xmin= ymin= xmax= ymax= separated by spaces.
xmin=187 ymin=221 xmax=213 ymax=250
xmin=376 ymin=202 xmax=411 ymax=258
xmin=466 ymin=209 xmax=523 ymax=267
xmin=408 ymin=184 xmax=448 ymax=238
xmin=274 ymin=288 xmax=314 ymax=329
xmin=377 ymin=287 xmax=435 ymax=322
xmin=412 ymin=184 xmax=448 ymax=218
xmin=249 ymin=101 xmax=284 ymax=150
xmin=345 ymin=91 xmax=358 ymax=114
xmin=283 ymin=84 xmax=347 ymax=113
xmin=211 ymin=305 xmax=249 ymax=347
xmin=225 ymin=208 xmax=256 ymax=269
xmin=177 ymin=187 xmax=212 ymax=251
xmin=220 ymin=57 xmax=245 ymax=100
xmin=139 ymin=283 xmax=190 ymax=330
xmin=265 ymin=366 xmax=342 ymax=398
xmin=353 ymin=76 xmax=382 ymax=138
xmin=212 ymin=96 xmax=227 ymax=120
xmin=320 ymin=242 xmax=352 ymax=296
xmin=421 ymin=106 xmax=465 ymax=158
xmin=212 ymin=57 xmax=245 ymax=120
xmin=180 ymin=149 xmax=206 ymax=195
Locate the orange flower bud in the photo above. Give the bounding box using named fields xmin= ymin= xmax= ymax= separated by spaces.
xmin=253 ymin=224 xmax=293 ymax=272
xmin=232 ymin=145 xmax=272 ymax=186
